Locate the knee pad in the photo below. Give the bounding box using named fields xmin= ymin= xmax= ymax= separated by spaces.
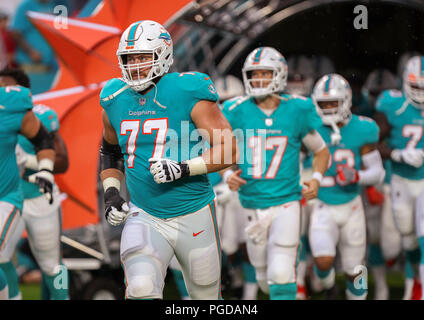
xmin=123 ymin=253 xmax=163 ymax=299
xmin=188 ymin=243 xmax=220 ymax=286
xmin=402 ymin=233 xmax=419 ymax=251
xmin=267 ymin=244 xmax=297 ymax=284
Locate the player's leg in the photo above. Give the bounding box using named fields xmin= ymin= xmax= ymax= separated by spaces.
xmin=415 ymin=190 xmax=424 ymax=300
xmin=309 ymin=200 xmax=338 ymax=293
xmin=120 ymin=207 xmax=174 ymax=300
xmin=380 ymin=184 xmax=402 ymax=263
xmin=245 ymin=208 xmax=271 ymax=295
xmin=340 ymin=196 xmax=367 ymax=300
xmin=168 ymin=256 xmax=190 ymax=300
xmin=363 ymin=186 xmax=388 ymax=300
xmin=175 ymin=200 xmax=222 ymax=300
xmin=0 ymin=214 xmax=25 ymax=300
xmin=234 ymin=198 xmax=258 ymax=300
xmin=0 ymin=202 xmax=22 ymax=301
xmin=23 ymin=190 xmax=68 ymax=300
xmin=391 ymin=175 xmax=421 ymax=277
xmin=297 ymin=200 xmax=311 ymax=299
xmin=266 ymin=201 xmax=301 ymax=300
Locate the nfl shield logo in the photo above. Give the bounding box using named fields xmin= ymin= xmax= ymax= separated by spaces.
xmin=265 ymin=118 xmax=273 ymax=126
xmin=139 ymin=98 xmax=147 ymax=106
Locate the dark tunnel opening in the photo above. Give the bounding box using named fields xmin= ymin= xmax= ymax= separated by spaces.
xmin=226 ymin=2 xmax=424 ymax=84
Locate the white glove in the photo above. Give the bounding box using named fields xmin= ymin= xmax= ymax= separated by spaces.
xmin=391 ymin=148 xmax=424 ymax=168
xmin=27 ymin=159 xmax=55 ymax=204
xmin=245 ymin=212 xmax=273 ymax=245
xmin=149 ymin=158 xmax=190 ymax=183
xmin=214 ymin=183 xmax=233 ymax=205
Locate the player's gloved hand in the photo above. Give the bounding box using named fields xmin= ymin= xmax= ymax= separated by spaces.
xmin=27 ymin=159 xmax=54 ymax=204
xmin=148 ymin=158 xmax=190 ymax=183
xmin=336 ymin=165 xmax=359 ymax=186
xmin=391 ymin=148 xmax=424 ymax=168
xmin=365 ymin=186 xmax=385 ymax=205
xmin=104 ymin=187 xmax=129 ymax=226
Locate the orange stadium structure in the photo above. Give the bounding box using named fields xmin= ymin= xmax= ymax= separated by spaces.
xmin=28 ymin=0 xmax=193 ymax=230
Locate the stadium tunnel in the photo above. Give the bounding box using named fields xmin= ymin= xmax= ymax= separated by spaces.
xmin=169 ymin=0 xmax=424 ymax=87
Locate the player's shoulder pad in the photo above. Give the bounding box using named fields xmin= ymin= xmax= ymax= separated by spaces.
xmin=354 ymin=114 xmax=380 ymax=134
xmin=375 ymin=89 xmax=404 ymax=113
xmin=173 ymin=71 xmax=216 ymax=91
xmin=0 ymin=85 xmax=33 ymax=112
xmin=100 ymin=78 xmax=129 ymax=106
xmin=33 ymin=104 xmax=59 ymax=132
xmin=287 ymin=94 xmax=314 ymax=110
xmin=222 ymin=95 xmax=248 ymax=112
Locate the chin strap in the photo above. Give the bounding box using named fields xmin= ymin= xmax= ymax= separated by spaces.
xmin=151 ymin=81 xmax=167 ymax=109
xmin=329 ymin=120 xmax=342 ymax=145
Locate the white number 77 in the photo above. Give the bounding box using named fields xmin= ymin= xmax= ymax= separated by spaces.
xmin=120 ymin=118 xmax=168 ymax=168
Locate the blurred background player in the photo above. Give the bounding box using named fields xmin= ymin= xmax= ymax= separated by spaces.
xmin=0 ymin=68 xmax=56 ymax=299
xmin=286 ymin=54 xmax=336 ymax=299
xmin=358 ymin=69 xmax=402 ymax=300
xmin=309 ymin=73 xmax=385 ymax=300
xmin=0 ymin=68 xmax=68 ymax=300
xmin=100 ymin=20 xmax=236 ymax=300
xmin=223 ymin=46 xmax=329 ymax=300
xmin=9 ymin=0 xmax=71 ymax=94
xmin=214 ymin=74 xmax=258 ymax=300
xmin=374 ymin=55 xmax=424 ymax=300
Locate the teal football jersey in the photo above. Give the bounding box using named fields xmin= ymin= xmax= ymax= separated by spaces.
xmin=222 ymin=94 xmax=322 ymax=209
xmin=317 ymin=115 xmax=380 ymax=205
xmin=100 ymin=72 xmax=219 ymax=218
xmin=18 ymin=104 xmax=60 ymax=199
xmin=376 ymin=89 xmax=424 ymax=180
xmin=0 ymin=86 xmax=33 ymax=210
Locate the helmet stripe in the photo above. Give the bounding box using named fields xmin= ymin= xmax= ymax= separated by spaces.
xmin=252 ymin=47 xmax=264 ymax=65
xmin=324 ymin=74 xmax=332 ymax=93
xmin=421 ymin=56 xmax=424 ymax=77
xmin=126 ymin=21 xmax=143 ymax=49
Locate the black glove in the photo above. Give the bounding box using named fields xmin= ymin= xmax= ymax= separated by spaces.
xmin=104 ymin=187 xmax=129 ymax=226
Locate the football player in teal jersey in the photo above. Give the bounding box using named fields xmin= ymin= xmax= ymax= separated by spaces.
xmin=0 ymin=68 xmax=69 ymax=300
xmin=309 ymin=73 xmax=386 ymax=300
xmin=99 ymin=20 xmax=237 ymax=300
xmin=0 ymin=68 xmax=56 ymax=299
xmin=359 ymin=69 xmax=402 ymax=300
xmin=222 ymin=47 xmax=330 ymax=300
xmin=374 ymin=55 xmax=424 ymax=299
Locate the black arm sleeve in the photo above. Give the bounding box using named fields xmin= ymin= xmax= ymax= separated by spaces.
xmin=100 ymin=138 xmax=125 ymax=173
xmin=29 ymin=124 xmax=55 ymax=153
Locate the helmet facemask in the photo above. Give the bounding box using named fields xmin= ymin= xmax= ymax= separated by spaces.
xmin=242 ymin=67 xmax=284 ymax=98
xmin=118 ymin=47 xmax=170 ymax=92
xmin=404 ymin=79 xmax=424 ymax=109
